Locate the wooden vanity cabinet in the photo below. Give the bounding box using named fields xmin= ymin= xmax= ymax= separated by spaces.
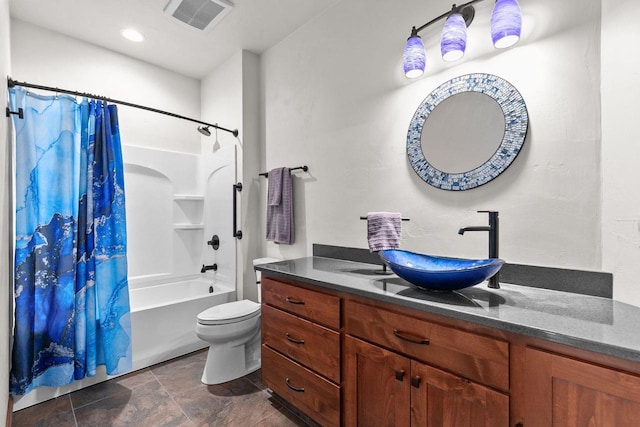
xmin=521 ymin=346 xmax=640 ymax=427
xmin=261 ymin=273 xmax=640 ymax=427
xmin=260 ymin=277 xmax=342 ymax=427
xmin=344 ymin=300 xmax=509 ymax=391
xmin=344 ymin=336 xmax=508 ymax=426
xmin=343 ymin=300 xmax=509 ymax=427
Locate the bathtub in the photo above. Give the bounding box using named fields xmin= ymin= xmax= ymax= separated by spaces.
xmin=129 ymin=275 xmax=236 ymax=370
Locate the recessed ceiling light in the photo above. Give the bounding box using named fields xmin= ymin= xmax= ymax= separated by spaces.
xmin=121 ymin=28 xmax=145 ymax=42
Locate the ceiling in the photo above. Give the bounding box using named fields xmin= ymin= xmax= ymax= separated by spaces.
xmin=9 ymin=0 xmax=339 ymax=79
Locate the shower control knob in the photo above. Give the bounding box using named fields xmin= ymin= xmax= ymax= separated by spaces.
xmin=207 ymin=235 xmax=220 ymax=250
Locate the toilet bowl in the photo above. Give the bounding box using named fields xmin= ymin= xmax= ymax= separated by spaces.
xmin=195 ymin=257 xmax=279 ymax=385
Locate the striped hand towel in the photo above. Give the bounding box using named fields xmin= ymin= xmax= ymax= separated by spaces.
xmin=367 ymin=212 xmax=401 ymax=252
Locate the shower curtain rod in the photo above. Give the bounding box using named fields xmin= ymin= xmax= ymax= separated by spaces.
xmin=6 ymin=77 xmax=239 ymax=137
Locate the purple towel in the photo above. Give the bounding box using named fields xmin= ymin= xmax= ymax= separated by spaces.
xmin=266 ymin=167 xmax=294 ymax=244
xmin=367 ymin=212 xmax=401 ymax=252
xmin=267 ymin=167 xmax=283 ymax=206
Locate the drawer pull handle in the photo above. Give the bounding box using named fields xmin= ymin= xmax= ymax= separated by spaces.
xmin=285 ymin=378 xmax=305 ymax=392
xmin=411 ymin=375 xmax=422 ymax=388
xmin=285 ymin=333 xmax=305 ymax=344
xmin=395 ymin=370 xmax=405 ymax=381
xmin=285 ymin=296 xmax=305 ymax=305
xmin=393 ymin=329 xmax=430 ymax=345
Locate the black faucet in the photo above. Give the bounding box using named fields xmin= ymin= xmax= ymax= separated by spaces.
xmin=201 ymin=263 xmax=218 ymax=273
xmin=458 ymin=210 xmax=500 ymax=289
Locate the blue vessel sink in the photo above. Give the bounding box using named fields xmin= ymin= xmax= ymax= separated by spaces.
xmin=379 ymin=249 xmax=504 ymax=291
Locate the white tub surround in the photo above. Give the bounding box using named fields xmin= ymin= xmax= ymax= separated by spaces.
xmin=123 ymin=144 xmax=239 ymax=370
xmin=129 ymin=276 xmax=235 ymax=370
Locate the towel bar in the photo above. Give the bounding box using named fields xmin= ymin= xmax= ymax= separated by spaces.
xmin=259 ymin=165 xmax=308 ymax=177
xmin=360 ymin=216 xmax=410 ymax=221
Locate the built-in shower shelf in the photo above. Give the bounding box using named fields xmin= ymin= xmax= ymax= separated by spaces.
xmin=173 ymin=196 xmax=204 ymax=227
xmin=173 ymin=223 xmax=205 ymax=230
xmin=173 ymin=194 xmax=205 ymax=201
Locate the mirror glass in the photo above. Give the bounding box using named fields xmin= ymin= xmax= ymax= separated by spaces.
xmin=421 ymin=92 xmax=505 ymax=173
xmin=407 ymin=73 xmax=529 ymax=191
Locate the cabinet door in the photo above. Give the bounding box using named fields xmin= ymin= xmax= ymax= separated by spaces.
xmin=525 ymin=347 xmax=640 ymax=427
xmin=410 ymin=360 xmax=509 ymax=427
xmin=344 ymin=336 xmax=411 ymax=427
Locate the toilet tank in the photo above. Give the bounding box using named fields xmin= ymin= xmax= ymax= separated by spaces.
xmin=253 ymin=258 xmax=280 ymax=303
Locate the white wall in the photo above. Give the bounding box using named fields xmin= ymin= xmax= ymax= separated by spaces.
xmin=201 ymin=50 xmax=261 ymax=302
xmin=261 ymin=0 xmax=610 ymax=289
xmin=240 ymin=51 xmax=262 ymax=302
xmin=1 ymin=0 xmax=12 ymax=422
xmin=10 ymin=19 xmax=201 ymax=154
xmin=601 ymin=0 xmax=640 ymax=306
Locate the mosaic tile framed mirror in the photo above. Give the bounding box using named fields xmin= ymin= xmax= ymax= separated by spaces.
xmin=407 ymin=73 xmax=529 ymax=191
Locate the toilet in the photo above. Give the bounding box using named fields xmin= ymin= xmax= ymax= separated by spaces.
xmin=195 ymin=257 xmax=279 ymax=385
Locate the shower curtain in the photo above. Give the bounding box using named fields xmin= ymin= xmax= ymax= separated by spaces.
xmin=9 ymin=87 xmax=132 ymax=395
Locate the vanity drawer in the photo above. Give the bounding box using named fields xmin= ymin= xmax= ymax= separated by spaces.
xmin=262 ymin=277 xmax=340 ymax=329
xmin=344 ymin=300 xmax=509 ymax=391
xmin=262 ymin=345 xmax=341 ymax=427
xmin=262 ymin=304 xmax=341 ymax=383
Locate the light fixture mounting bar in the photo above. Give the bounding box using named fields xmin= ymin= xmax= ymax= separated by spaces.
xmin=413 ymin=0 xmax=486 ymax=34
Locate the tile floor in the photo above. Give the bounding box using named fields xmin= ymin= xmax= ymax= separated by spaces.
xmin=11 ymin=349 xmax=310 ymax=427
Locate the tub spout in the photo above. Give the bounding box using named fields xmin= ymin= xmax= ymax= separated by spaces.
xmin=201 ymin=264 xmax=218 ymax=273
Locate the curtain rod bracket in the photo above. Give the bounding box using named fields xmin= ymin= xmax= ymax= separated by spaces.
xmin=6 ymin=107 xmax=24 ymax=119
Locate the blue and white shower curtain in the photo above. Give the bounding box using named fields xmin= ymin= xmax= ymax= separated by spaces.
xmin=9 ymin=86 xmax=132 ymax=395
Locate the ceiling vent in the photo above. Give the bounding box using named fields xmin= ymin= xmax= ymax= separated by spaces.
xmin=164 ymin=0 xmax=234 ymax=32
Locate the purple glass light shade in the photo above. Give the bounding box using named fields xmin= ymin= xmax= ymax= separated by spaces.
xmin=403 ymin=34 xmax=426 ymax=79
xmin=491 ymin=0 xmax=522 ymax=49
xmin=441 ymin=13 xmax=467 ymax=62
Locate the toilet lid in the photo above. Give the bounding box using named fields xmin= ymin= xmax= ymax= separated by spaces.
xmin=197 ymin=300 xmax=260 ymax=325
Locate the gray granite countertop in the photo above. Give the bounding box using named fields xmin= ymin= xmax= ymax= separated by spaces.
xmin=256 ymin=256 xmax=640 ymax=363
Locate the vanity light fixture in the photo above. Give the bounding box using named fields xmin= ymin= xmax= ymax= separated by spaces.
xmin=403 ymin=0 xmax=522 ymax=78
xmin=491 ymin=0 xmax=522 ymax=48
xmin=403 ymin=29 xmax=427 ymax=78
xmin=441 ymin=10 xmax=468 ymax=61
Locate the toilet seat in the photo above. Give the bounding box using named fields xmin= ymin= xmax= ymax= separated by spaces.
xmin=197 ymin=300 xmax=260 ymax=325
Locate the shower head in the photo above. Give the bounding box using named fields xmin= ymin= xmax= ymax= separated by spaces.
xmin=197 ymin=125 xmax=211 ymax=136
